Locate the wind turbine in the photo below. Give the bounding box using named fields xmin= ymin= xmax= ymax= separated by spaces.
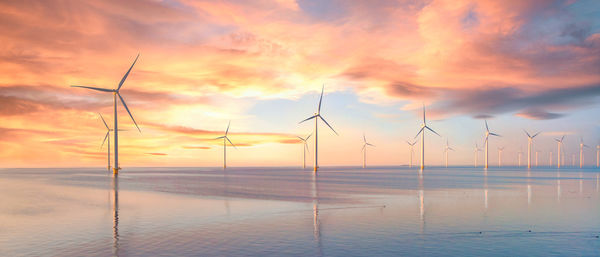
xmin=215 ymin=121 xmax=236 ymax=169
xmin=474 ymin=143 xmax=483 ymax=167
xmin=535 ymin=150 xmax=541 ymax=167
xmin=362 ymin=133 xmax=375 ymax=169
xmin=406 ymin=140 xmax=416 ymax=168
xmin=444 ymin=139 xmax=454 ymax=168
xmin=72 ymin=54 xmax=141 ymax=175
xmin=524 ymin=130 xmax=540 ymax=169
xmin=99 ymin=113 xmax=112 ymax=172
xmin=415 ymin=104 xmax=440 ymax=171
xmin=297 ymin=133 xmax=312 ymax=170
xmin=579 ymin=138 xmax=589 ymax=168
xmin=549 ymin=151 xmax=553 ymax=167
xmin=483 ymin=120 xmax=500 ymax=169
xmin=518 ymin=148 xmax=523 ymax=167
xmin=498 ymin=147 xmax=504 ymax=167
xmin=299 ymin=85 xmax=338 ymax=173
xmin=596 ymin=144 xmax=599 ymax=168
xmin=555 ymin=136 xmax=565 ymax=168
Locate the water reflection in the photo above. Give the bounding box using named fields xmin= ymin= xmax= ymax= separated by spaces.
xmin=579 ymin=172 xmax=583 ymax=195
xmin=484 ymin=170 xmax=488 ymax=210
xmin=311 ymin=173 xmax=322 ymax=256
xmin=418 ymin=173 xmax=425 ymax=233
xmin=527 ymin=171 xmax=531 ymax=206
xmin=112 ymin=176 xmax=120 ymax=257
xmin=556 ymin=170 xmax=561 ymax=202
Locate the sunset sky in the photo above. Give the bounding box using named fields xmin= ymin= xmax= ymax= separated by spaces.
xmin=1 ymin=0 xmax=599 ymax=168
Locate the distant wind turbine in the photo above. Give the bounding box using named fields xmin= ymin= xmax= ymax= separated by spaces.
xmin=474 ymin=143 xmax=482 ymax=167
xmin=444 ymin=139 xmax=454 ymax=168
xmin=362 ymin=133 xmax=375 ymax=169
xmin=297 ymin=133 xmax=312 ymax=170
xmin=535 ymin=150 xmax=541 ymax=167
xmin=72 ymin=54 xmax=141 ymax=175
xmin=518 ymin=148 xmax=523 ymax=167
xmin=483 ymin=120 xmax=500 ymax=169
xmin=406 ymin=140 xmax=416 ymax=168
xmin=498 ymin=147 xmax=504 ymax=167
xmin=579 ymin=138 xmax=589 ymax=168
xmin=415 ymin=104 xmax=440 ymax=171
xmin=215 ymin=121 xmax=236 ymax=169
xmin=524 ymin=130 xmax=540 ymax=169
xmin=299 ymin=85 xmax=338 ymax=173
xmin=555 ymin=136 xmax=565 ymax=168
xmin=596 ymin=144 xmax=600 ymax=168
xmin=549 ymin=151 xmax=553 ymax=167
xmin=99 ymin=113 xmax=112 ymax=172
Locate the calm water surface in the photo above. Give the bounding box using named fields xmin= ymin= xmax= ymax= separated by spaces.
xmin=1 ymin=166 xmax=599 ymax=256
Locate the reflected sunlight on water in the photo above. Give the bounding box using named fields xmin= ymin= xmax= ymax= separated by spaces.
xmin=0 ymin=166 xmax=599 ymax=256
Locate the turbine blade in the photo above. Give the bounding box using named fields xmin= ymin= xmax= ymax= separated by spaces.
xmin=362 ymin=144 xmax=366 ymax=151
xmin=319 ymin=116 xmax=338 ymax=135
xmin=226 ymin=137 xmax=237 ymax=149
xmin=367 ymin=143 xmax=375 ymax=147
xmin=225 ymin=120 xmax=230 ymax=136
xmin=532 ymin=132 xmax=540 ymax=138
xmin=99 ymin=113 xmax=109 ymax=129
xmin=306 ymin=133 xmax=312 ymax=141
xmin=489 ymin=132 xmax=501 ymax=137
xmin=363 ymin=133 xmax=366 ymax=143
xmin=305 ymin=142 xmax=310 ymax=153
xmin=561 ymin=135 xmax=565 ymax=141
xmin=214 ymin=136 xmax=225 ymax=140
xmin=299 ymin=115 xmax=317 ymax=124
xmin=71 ymin=85 xmax=114 ymax=92
xmin=118 ymin=93 xmax=141 ymax=133
xmin=485 ymin=120 xmax=489 ymax=132
xmin=297 ymin=136 xmax=305 ymax=141
xmin=523 ymin=129 xmax=531 ymax=138
xmin=318 ymin=85 xmax=324 ymax=113
xmin=449 ymin=147 xmax=455 ymax=151
xmin=425 ymin=126 xmax=441 ymax=137
xmin=117 ymin=53 xmax=139 ymax=91
xmin=414 ymin=127 xmax=424 ymax=139
xmin=422 ymin=103 xmax=426 ymax=125
xmin=101 ymin=131 xmax=109 ymax=149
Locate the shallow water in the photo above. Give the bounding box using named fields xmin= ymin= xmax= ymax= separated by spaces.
xmin=0 ymin=166 xmax=599 ymax=256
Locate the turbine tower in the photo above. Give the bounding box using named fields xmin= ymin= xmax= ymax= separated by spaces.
xmin=361 ymin=133 xmax=375 ymax=169
xmin=414 ymin=104 xmax=440 ymax=172
xmin=444 ymin=139 xmax=454 ymax=168
xmin=483 ymin=120 xmax=500 ymax=169
xmin=297 ymin=133 xmax=312 ymax=169
xmin=579 ymin=138 xmax=589 ymax=168
xmin=299 ymin=85 xmax=338 ymax=173
xmin=549 ymin=151 xmax=553 ymax=167
xmin=215 ymin=121 xmax=236 ymax=169
xmin=555 ymin=136 xmax=565 ymax=168
xmin=72 ymin=54 xmax=141 ymax=175
xmin=474 ymin=144 xmax=482 ymax=167
xmin=524 ymin=130 xmax=540 ymax=169
xmin=535 ymin=150 xmax=541 ymax=167
xmin=406 ymin=140 xmax=416 ymax=168
xmin=498 ymin=147 xmax=504 ymax=167
xmin=99 ymin=113 xmax=112 ymax=171
xmin=518 ymin=148 xmax=523 ymax=167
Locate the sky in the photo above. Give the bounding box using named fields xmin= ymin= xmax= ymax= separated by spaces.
xmin=1 ymin=0 xmax=600 ymax=168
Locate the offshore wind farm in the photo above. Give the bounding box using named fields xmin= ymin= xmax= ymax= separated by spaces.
xmin=1 ymin=0 xmax=600 ymax=256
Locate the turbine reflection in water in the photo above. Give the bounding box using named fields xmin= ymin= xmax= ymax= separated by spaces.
xmin=418 ymin=173 xmax=425 ymax=233
xmin=311 ymin=173 xmax=322 ymax=256
xmin=112 ymin=176 xmax=120 ymax=256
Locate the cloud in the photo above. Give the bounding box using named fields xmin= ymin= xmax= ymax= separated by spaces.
xmin=182 ymin=146 xmax=211 ymax=150
xmin=146 ymin=153 xmax=168 ymax=156
xmin=516 ymin=109 xmax=565 ymax=120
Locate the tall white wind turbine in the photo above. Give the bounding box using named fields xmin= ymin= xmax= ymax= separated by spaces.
xmin=444 ymin=139 xmax=454 ymax=168
xmin=415 ymin=105 xmax=440 ymax=171
xmin=297 ymin=133 xmax=312 ymax=170
xmin=579 ymin=138 xmax=589 ymax=168
xmin=215 ymin=121 xmax=236 ymax=169
xmin=483 ymin=120 xmax=500 ymax=169
xmin=407 ymin=140 xmax=417 ymax=168
xmin=299 ymin=85 xmax=338 ymax=173
xmin=72 ymin=54 xmax=141 ymax=175
xmin=498 ymin=147 xmax=504 ymax=167
xmin=99 ymin=113 xmax=112 ymax=171
xmin=555 ymin=135 xmax=565 ymax=168
xmin=524 ymin=130 xmax=540 ymax=169
xmin=362 ymin=134 xmax=375 ymax=169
